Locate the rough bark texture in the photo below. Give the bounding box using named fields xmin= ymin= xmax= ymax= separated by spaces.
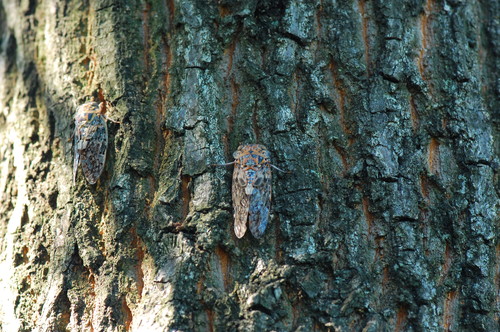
xmin=0 ymin=0 xmax=498 ymax=331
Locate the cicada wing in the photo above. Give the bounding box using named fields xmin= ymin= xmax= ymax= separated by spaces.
xmin=232 ymin=166 xmax=249 ymax=238
xmin=248 ymin=166 xmax=272 ymax=238
xmin=80 ymin=116 xmax=108 ymax=184
xmin=73 ymin=112 xmax=88 ymax=184
xmin=73 ymin=131 xmax=81 ymax=183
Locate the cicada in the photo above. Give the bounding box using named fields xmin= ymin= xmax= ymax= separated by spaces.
xmin=226 ymin=144 xmax=284 ymax=238
xmin=73 ymin=101 xmax=112 ymax=184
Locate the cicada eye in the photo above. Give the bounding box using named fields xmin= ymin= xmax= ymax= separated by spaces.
xmin=238 ymin=176 xmax=246 ymax=187
xmin=233 ymin=146 xmax=244 ymax=159
xmin=253 ymin=176 xmax=263 ymax=187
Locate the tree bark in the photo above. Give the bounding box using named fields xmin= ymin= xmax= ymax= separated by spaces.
xmin=0 ymin=0 xmax=498 ymax=331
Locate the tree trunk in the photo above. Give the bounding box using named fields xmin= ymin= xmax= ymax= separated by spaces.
xmin=0 ymin=0 xmax=498 ymax=331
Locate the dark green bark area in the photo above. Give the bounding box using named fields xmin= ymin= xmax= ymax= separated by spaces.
xmin=481 ymin=0 xmax=500 ymax=199
xmin=419 ymin=2 xmax=497 ymax=330
xmin=0 ymin=0 xmax=499 ymax=331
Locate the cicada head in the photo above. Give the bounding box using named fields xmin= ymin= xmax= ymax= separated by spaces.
xmin=75 ymin=101 xmax=100 ymax=123
xmin=233 ymin=144 xmax=271 ymax=192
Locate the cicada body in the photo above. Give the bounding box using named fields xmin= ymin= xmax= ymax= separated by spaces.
xmin=232 ymin=144 xmax=272 ymax=238
xmin=73 ymin=102 xmax=108 ymax=184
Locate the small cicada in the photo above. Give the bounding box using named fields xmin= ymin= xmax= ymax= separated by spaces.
xmin=73 ymin=101 xmax=113 ymax=184
xmin=224 ymin=144 xmax=285 ymax=238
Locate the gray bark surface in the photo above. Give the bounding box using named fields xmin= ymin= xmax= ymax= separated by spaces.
xmin=0 ymin=0 xmax=498 ymax=331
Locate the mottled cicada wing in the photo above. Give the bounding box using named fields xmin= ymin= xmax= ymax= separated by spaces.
xmin=232 ymin=167 xmax=250 ymax=238
xmin=232 ymin=144 xmax=272 ymax=238
xmin=248 ymin=165 xmax=271 ymax=238
xmin=79 ymin=118 xmax=107 ymax=184
xmin=74 ymin=102 xmax=108 ymax=184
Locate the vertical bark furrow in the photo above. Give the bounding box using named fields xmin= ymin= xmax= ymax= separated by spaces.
xmin=357 ymin=0 xmax=371 ymax=77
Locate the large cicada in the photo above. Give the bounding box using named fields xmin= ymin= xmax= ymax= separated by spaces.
xmin=224 ymin=144 xmax=285 ymax=238
xmin=73 ymin=101 xmax=117 ymax=184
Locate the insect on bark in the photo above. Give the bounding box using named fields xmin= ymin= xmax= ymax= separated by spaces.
xmin=218 ymin=144 xmax=286 ymax=238
xmin=73 ymin=101 xmax=116 ymax=184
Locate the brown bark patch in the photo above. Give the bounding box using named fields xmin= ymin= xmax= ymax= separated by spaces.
xmin=443 ymin=290 xmax=458 ymax=330
xmin=214 ymin=246 xmax=231 ymax=291
xmin=329 ymin=60 xmax=351 ymax=137
xmin=438 ymin=241 xmax=452 ymax=284
xmin=418 ymin=0 xmax=434 ymax=80
xmin=427 ymin=138 xmax=440 ymax=175
xmin=121 ymin=296 xmax=133 ymax=331
xmin=358 ymin=0 xmax=371 ymax=76
xmin=395 ymin=305 xmax=408 ymax=332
